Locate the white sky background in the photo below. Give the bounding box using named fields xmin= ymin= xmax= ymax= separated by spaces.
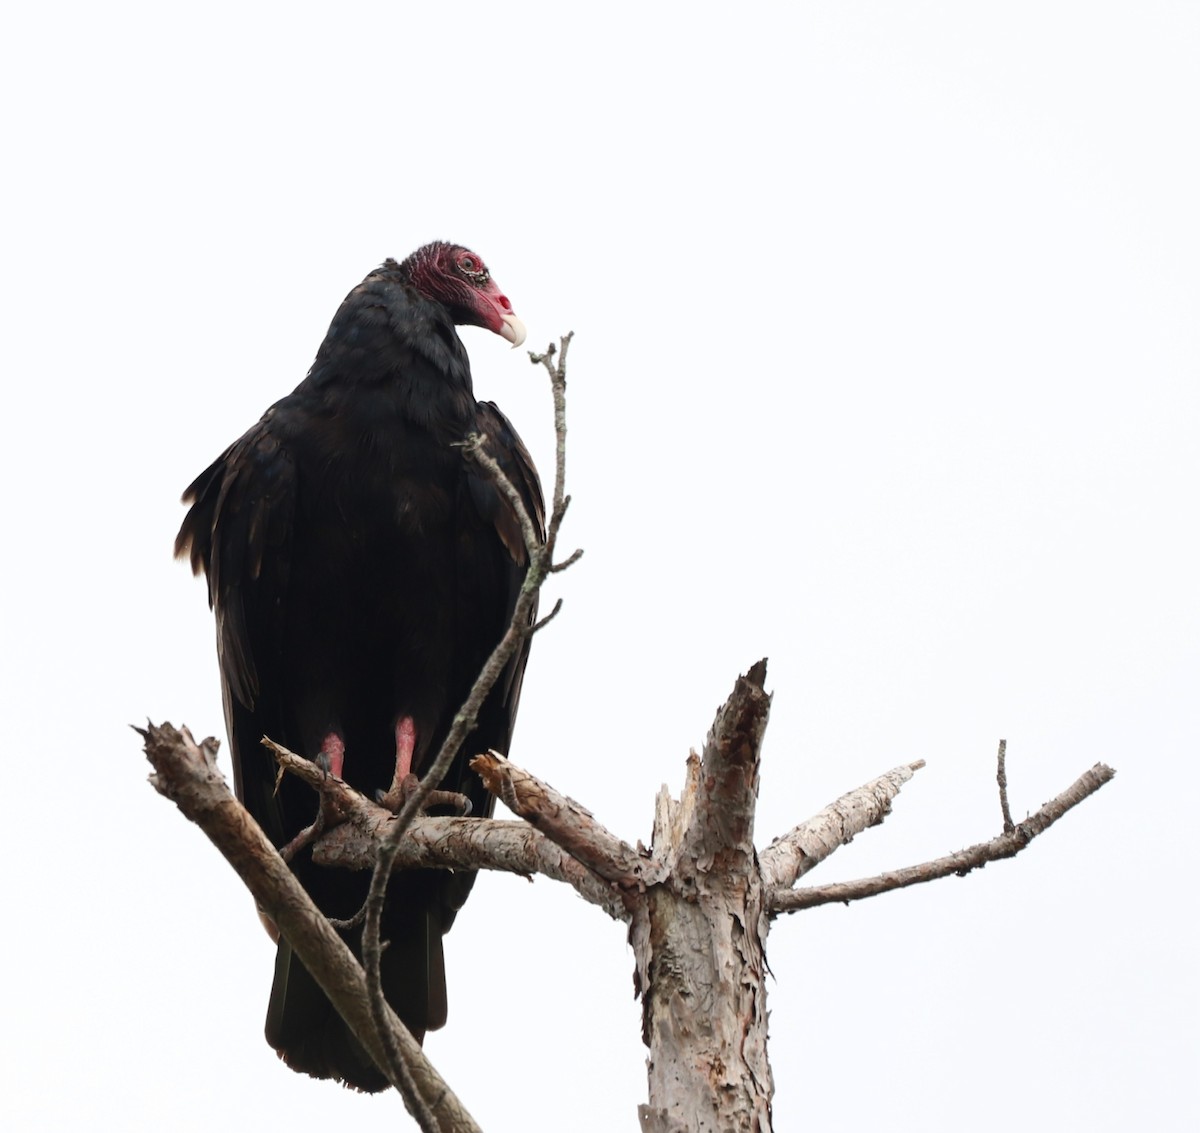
xmin=2 ymin=2 xmax=1196 ymax=1129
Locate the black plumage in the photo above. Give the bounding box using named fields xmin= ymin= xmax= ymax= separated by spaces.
xmin=176 ymin=242 xmax=543 ymax=1090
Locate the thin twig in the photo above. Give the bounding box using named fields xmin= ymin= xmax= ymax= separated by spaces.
xmin=360 ymin=335 xmax=581 ymax=1103
xmin=532 ymin=334 xmax=573 ymax=552
xmin=770 ymin=762 xmax=1115 ymax=914
xmin=361 ymin=540 xmax=532 ymax=1107
xmin=396 ymin=1060 xmax=438 ymax=1132
xmin=551 ymin=547 xmax=585 ymax=573
xmin=328 ymin=908 xmax=367 ymax=931
xmin=459 ymin=432 xmax=542 ymax=559
xmin=530 ymin=597 xmax=565 ymax=635
xmin=997 ymin=738 xmax=1015 ymax=833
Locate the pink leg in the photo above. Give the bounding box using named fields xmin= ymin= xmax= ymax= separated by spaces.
xmin=376 ymin=717 xmax=419 ymax=811
xmin=278 ymin=733 xmax=343 ymax=865
xmin=375 ymin=717 xmax=472 ymax=815
xmin=395 ymin=717 xmax=417 ymax=781
xmin=319 ymin=732 xmax=346 ymax=779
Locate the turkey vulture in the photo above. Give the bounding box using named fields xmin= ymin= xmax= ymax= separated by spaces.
xmin=175 ymin=242 xmax=543 ymax=1091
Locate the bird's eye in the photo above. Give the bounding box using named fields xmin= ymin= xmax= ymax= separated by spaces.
xmin=456 ymin=253 xmax=489 ymax=285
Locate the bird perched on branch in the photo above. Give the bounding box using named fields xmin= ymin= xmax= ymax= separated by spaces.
xmin=176 ymin=242 xmax=544 ymax=1090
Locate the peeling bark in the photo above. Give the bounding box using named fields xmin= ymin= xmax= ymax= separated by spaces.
xmin=266 ymin=738 xmax=627 ymax=920
xmin=470 ymin=750 xmax=647 ymax=894
xmin=759 ymin=760 xmax=926 ymax=891
xmin=153 ymin=322 xmax=1120 ymax=1129
xmin=139 ymin=721 xmax=480 ymax=1132
xmin=771 ymin=762 xmax=1116 ymax=913
xmin=631 ymin=661 xmax=775 ymax=1133
xmin=145 ymin=668 xmax=1113 ymax=1131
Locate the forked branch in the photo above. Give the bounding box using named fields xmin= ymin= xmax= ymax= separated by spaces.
xmin=759 ymin=759 xmax=927 ymax=891
xmin=145 ymin=692 xmax=1115 ymax=1133
xmin=770 ymin=761 xmax=1115 ymax=914
xmin=148 ymin=329 xmax=1117 ymax=1132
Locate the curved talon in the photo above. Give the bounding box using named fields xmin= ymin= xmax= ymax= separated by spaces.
xmin=375 ymin=780 xmax=472 ymax=817
xmin=424 ymin=789 xmax=472 ymax=816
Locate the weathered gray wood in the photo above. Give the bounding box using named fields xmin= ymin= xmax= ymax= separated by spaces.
xmin=631 ymin=660 xmax=775 ymax=1133
xmin=264 ymin=738 xmax=628 ymax=920
xmin=140 ymin=721 xmax=479 ymax=1133
xmin=146 ymin=672 xmax=1114 ymax=1131
xmin=771 ymin=762 xmax=1116 ymax=913
xmin=759 ymin=759 xmax=926 ymax=891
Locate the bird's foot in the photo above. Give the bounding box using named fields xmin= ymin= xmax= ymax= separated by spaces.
xmin=279 ymin=732 xmax=346 ymax=861
xmin=375 ymin=771 xmax=420 ymax=812
xmin=373 ymin=718 xmax=472 ymax=815
xmin=374 ymin=777 xmax=473 ymax=816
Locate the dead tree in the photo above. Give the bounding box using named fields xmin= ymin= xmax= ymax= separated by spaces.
xmin=144 ymin=337 xmax=1115 ymax=1132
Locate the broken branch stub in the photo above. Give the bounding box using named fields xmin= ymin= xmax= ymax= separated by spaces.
xmin=632 ymin=660 xmax=776 ymax=1133
xmin=470 ymin=749 xmax=647 ymax=896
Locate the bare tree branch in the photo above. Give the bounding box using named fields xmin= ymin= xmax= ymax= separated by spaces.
xmin=471 ymin=750 xmax=646 ymax=900
xmin=550 ymin=546 xmax=584 ymax=573
xmin=458 ymin=432 xmax=542 ymax=560
xmin=531 ymin=334 xmax=573 ymax=548
xmin=147 ymin=683 xmax=1115 ymax=1133
xmin=770 ymin=762 xmax=1116 ymax=914
xmin=997 ymin=738 xmax=1015 ymax=833
xmin=529 ymin=596 xmax=565 ymax=635
xmin=360 ymin=334 xmax=580 ymax=1106
xmin=759 ymin=760 xmax=926 ymax=891
xmin=151 ymin=308 xmax=1120 ymax=1132
xmin=264 ymin=738 xmax=627 ymax=920
xmin=139 ymin=721 xmax=481 ymax=1133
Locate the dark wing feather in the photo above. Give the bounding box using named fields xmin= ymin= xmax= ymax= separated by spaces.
xmin=175 ymin=411 xmax=296 ymax=810
xmin=464 ymin=399 xmax=546 ymax=730
xmin=470 ymin=400 xmax=547 ymax=562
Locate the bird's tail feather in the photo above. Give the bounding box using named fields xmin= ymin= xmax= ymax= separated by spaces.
xmin=264 ymin=904 xmax=445 ymax=1092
